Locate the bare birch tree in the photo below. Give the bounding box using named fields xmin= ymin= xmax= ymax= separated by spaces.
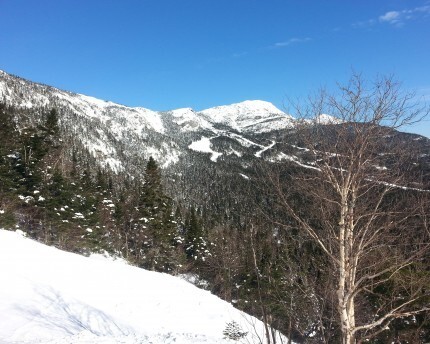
xmin=269 ymin=74 xmax=430 ymax=343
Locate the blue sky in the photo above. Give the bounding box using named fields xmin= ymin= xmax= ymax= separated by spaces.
xmin=1 ymin=0 xmax=429 ymax=137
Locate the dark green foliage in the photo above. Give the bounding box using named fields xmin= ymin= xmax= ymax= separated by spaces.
xmin=119 ymin=156 xmax=185 ymax=272
xmin=45 ymin=108 xmax=59 ymax=135
xmin=0 ymin=104 xmax=19 ymax=194
xmin=184 ymin=206 xmax=204 ymax=259
xmin=0 ymin=209 xmax=16 ymax=229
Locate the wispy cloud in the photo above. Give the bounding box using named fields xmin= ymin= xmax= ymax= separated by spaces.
xmin=355 ymin=4 xmax=430 ymax=28
xmin=352 ymin=5 xmax=430 ymax=29
xmin=270 ymin=37 xmax=311 ymax=49
xmin=380 ymin=5 xmax=430 ymax=26
xmin=232 ymin=51 xmax=248 ymax=58
xmin=379 ymin=11 xmax=401 ymax=24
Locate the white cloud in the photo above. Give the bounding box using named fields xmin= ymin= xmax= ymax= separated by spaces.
xmin=410 ymin=5 xmax=430 ymax=14
xmin=379 ymin=11 xmax=401 ymax=23
xmin=272 ymin=37 xmax=311 ymax=48
xmin=354 ymin=4 xmax=430 ymax=29
xmin=379 ymin=5 xmax=430 ymax=26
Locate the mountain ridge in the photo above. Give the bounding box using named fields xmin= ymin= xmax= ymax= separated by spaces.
xmin=0 ymin=69 xmax=291 ymax=133
xmin=0 ymin=70 xmax=297 ymax=173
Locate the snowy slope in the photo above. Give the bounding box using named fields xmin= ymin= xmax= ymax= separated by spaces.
xmin=169 ymin=108 xmax=217 ymax=133
xmin=0 ymin=229 xmax=287 ymax=344
xmin=200 ymin=100 xmax=294 ymax=133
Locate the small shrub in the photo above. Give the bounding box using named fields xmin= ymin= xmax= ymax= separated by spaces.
xmin=223 ymin=320 xmax=248 ymax=341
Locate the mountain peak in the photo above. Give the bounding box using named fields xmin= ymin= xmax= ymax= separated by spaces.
xmin=199 ymin=100 xmax=293 ymax=132
xmin=201 ymin=99 xmax=284 ymax=116
xmin=170 ymin=107 xmax=195 ymax=117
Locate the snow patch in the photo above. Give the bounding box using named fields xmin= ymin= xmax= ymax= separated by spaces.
xmin=0 ymin=82 xmax=8 ymax=98
xmin=270 ymin=153 xmax=320 ymax=170
xmin=101 ymin=157 xmax=123 ymax=173
xmin=228 ymin=132 xmax=264 ymax=148
xmin=188 ymin=137 xmax=223 ymax=162
xmin=144 ymin=144 xmax=181 ymax=168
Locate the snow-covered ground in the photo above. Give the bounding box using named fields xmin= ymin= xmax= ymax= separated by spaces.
xmin=0 ymin=229 xmax=287 ymax=343
xmin=188 ymin=136 xmax=223 ymax=162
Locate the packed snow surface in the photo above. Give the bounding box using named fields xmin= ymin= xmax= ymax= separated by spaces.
xmin=0 ymin=229 xmax=284 ymax=343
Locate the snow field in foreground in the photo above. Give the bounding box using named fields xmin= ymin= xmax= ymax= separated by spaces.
xmin=0 ymin=229 xmax=288 ymax=343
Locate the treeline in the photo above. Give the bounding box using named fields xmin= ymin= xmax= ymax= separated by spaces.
xmin=0 ymin=103 xmax=207 ymax=272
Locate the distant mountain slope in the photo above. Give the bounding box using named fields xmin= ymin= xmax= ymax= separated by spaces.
xmin=0 ymin=229 xmax=286 ymax=343
xmin=0 ymin=70 xmax=293 ymax=172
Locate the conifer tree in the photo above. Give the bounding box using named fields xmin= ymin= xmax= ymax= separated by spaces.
xmin=45 ymin=108 xmax=59 ymax=135
xmin=0 ymin=104 xmax=19 ymax=193
xmin=133 ymin=157 xmax=181 ymax=271
xmin=185 ymin=206 xmax=203 ymax=259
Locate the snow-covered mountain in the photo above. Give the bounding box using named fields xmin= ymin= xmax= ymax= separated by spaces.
xmin=199 ymin=100 xmax=294 ymax=133
xmin=0 ymin=70 xmax=294 ymax=173
xmin=0 ymin=229 xmax=286 ymax=343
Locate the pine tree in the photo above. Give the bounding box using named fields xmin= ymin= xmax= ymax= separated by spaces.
xmin=45 ymin=108 xmax=59 ymax=135
xmin=132 ymin=157 xmax=182 ymax=271
xmin=140 ymin=156 xmax=163 ymax=210
xmin=0 ymin=104 xmax=20 ymax=228
xmin=0 ymin=104 xmax=19 ymax=193
xmin=185 ymin=206 xmax=203 ymax=259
